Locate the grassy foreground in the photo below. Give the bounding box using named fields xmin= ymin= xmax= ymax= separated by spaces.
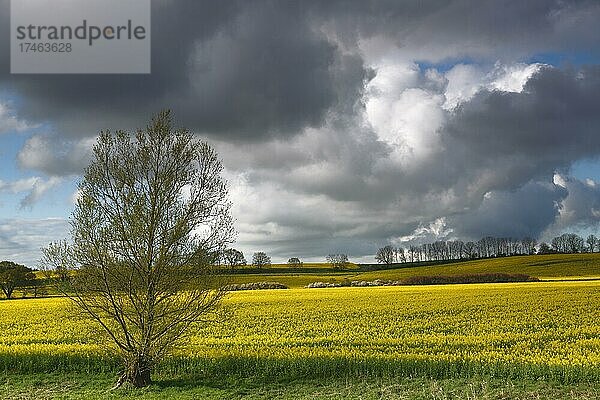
xmin=2 ymin=373 xmax=600 ymax=399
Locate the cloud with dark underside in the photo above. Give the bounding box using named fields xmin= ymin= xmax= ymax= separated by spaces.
xmin=2 ymin=0 xmax=599 ymax=142
xmin=222 ymin=65 xmax=600 ymax=257
xmin=0 ymin=1 xmax=357 ymax=142
xmin=448 ymin=182 xmax=567 ymax=240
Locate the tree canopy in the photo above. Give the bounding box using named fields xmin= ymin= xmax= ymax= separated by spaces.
xmin=0 ymin=261 xmax=35 ymax=299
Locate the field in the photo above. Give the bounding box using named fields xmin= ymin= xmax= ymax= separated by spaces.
xmin=228 ymin=253 xmax=600 ymax=288
xmin=358 ymin=254 xmax=600 ymax=281
xmin=2 ymin=254 xmax=600 ymax=398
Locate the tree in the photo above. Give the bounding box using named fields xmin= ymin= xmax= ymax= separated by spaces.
xmin=0 ymin=261 xmax=35 ymax=299
xmin=22 ymin=277 xmax=47 ymax=298
xmin=408 ymin=245 xmax=419 ymax=262
xmin=447 ymin=240 xmax=464 ymax=260
xmin=40 ymin=240 xmax=75 ymax=285
xmin=395 ymin=247 xmax=406 ymax=263
xmin=222 ymin=248 xmax=246 ymax=271
xmin=326 ymin=254 xmax=349 ymax=270
xmin=565 ymin=233 xmax=584 ymax=253
xmin=252 ymin=252 xmax=271 ymax=269
xmin=537 ymin=242 xmax=552 ymax=254
xmin=553 ymin=233 xmax=584 ymax=253
xmin=287 ymin=257 xmax=303 ymax=267
xmin=587 ymin=235 xmax=598 ymax=253
xmin=521 ymin=237 xmax=537 ymax=255
xmin=462 ymin=241 xmax=476 ymax=259
xmin=40 ymin=111 xmax=233 ymax=388
xmin=375 ymin=245 xmax=395 ymax=265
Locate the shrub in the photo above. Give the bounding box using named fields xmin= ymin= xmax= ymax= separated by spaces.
xmin=402 ymin=273 xmax=538 ymax=285
xmin=224 ymin=282 xmax=288 ymax=291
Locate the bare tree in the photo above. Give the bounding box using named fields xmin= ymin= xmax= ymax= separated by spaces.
xmin=478 ymin=236 xmax=494 ymax=258
xmin=222 ymin=248 xmax=246 ymax=271
xmin=521 ymin=237 xmax=537 ymax=255
xmin=551 ymin=235 xmax=564 ymax=253
xmin=408 ymin=245 xmax=418 ymax=262
xmin=395 ymin=247 xmax=406 ymax=263
xmin=553 ymin=233 xmax=584 ymax=253
xmin=448 ymin=240 xmax=464 ymax=260
xmin=462 ymin=241 xmax=476 ymax=259
xmin=326 ymin=254 xmax=349 ymax=270
xmin=506 ymin=237 xmax=521 ymax=255
xmin=375 ymin=245 xmax=395 ymax=265
xmin=431 ymin=241 xmax=447 ymax=261
xmin=537 ymin=242 xmax=552 ymax=254
xmin=566 ymin=233 xmax=585 ymax=253
xmin=287 ymin=257 xmax=303 ymax=267
xmin=422 ymin=243 xmax=432 ymax=261
xmin=40 ymin=111 xmax=233 ymax=388
xmin=586 ymin=234 xmax=598 ymax=253
xmin=252 ymin=252 xmax=271 ymax=269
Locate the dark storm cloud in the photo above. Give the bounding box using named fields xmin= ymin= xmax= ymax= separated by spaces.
xmin=443 ymin=66 xmax=600 ymax=196
xmin=449 ymin=66 xmax=600 ymax=160
xmin=2 ymin=0 xmax=599 ymax=143
xmin=239 ymin=66 xmax=600 ymax=207
xmin=226 ymin=64 xmax=600 ymax=258
xmin=549 ymin=176 xmax=600 ymax=233
xmin=402 ymin=66 xmax=600 ymax=244
xmin=0 ymin=0 xmax=361 ymax=141
xmin=449 ymin=182 xmax=566 ymax=240
xmin=319 ymin=0 xmax=600 ymax=63
xmin=178 ymin=3 xmax=340 ymax=137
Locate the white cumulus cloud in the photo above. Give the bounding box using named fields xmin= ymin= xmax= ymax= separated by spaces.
xmin=0 ymin=102 xmax=31 ymax=134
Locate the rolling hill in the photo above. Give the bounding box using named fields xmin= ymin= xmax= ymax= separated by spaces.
xmin=228 ymin=254 xmax=600 ymax=288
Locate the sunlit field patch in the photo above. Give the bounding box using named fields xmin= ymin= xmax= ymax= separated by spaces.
xmin=358 ymin=254 xmax=600 ymax=281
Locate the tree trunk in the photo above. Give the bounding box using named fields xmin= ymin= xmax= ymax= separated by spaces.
xmin=116 ymin=358 xmax=152 ymax=388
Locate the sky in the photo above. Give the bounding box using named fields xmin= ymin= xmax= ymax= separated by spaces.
xmin=1 ymin=0 xmax=600 ymax=266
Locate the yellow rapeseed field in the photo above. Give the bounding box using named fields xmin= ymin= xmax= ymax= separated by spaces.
xmin=1 ymin=280 xmax=599 ymax=380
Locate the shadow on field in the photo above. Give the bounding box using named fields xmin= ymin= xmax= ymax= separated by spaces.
xmin=130 ymin=374 xmax=600 ymax=400
xmin=3 ymin=372 xmax=600 ymax=399
xmin=153 ymin=374 xmax=302 ymax=391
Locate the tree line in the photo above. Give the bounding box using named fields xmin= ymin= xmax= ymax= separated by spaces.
xmin=376 ymin=233 xmax=600 ymax=265
xmin=218 ymin=250 xmax=351 ymax=270
xmin=1 ymin=249 xmax=351 ymax=300
xmin=3 ymin=233 xmax=598 ymax=301
xmin=217 ymin=249 xmax=273 ymax=270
